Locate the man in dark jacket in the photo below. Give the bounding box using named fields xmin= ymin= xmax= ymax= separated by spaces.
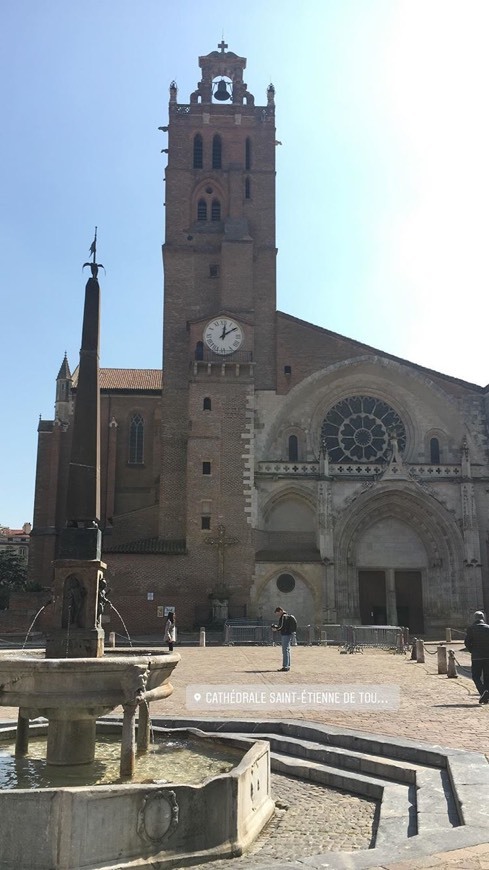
xmin=464 ymin=611 xmax=489 ymax=704
xmin=272 ymin=607 xmax=292 ymax=672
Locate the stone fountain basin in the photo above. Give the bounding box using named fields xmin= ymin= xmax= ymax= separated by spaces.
xmin=0 ymin=722 xmax=274 ymax=870
xmin=0 ymin=653 xmax=180 ymax=718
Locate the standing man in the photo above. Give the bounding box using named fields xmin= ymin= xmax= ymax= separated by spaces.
xmin=464 ymin=610 xmax=489 ymax=704
xmin=272 ymin=606 xmax=294 ymax=672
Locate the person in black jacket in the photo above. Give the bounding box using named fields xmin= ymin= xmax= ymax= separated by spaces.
xmin=272 ymin=606 xmax=293 ymax=672
xmin=464 ymin=610 xmax=489 ymax=704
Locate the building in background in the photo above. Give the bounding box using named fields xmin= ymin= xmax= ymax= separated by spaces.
xmin=0 ymin=524 xmax=31 ymax=565
xmin=30 ymin=44 xmax=489 ymax=634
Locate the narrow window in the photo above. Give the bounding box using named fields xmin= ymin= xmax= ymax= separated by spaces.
xmin=193 ymin=134 xmax=203 ymax=169
xmin=202 ymin=461 xmax=211 ymax=475
xmin=212 ymin=134 xmax=222 ymax=169
xmin=245 ymin=137 xmax=252 ymax=170
xmin=211 ymin=199 xmax=221 ymax=221
xmin=195 ymin=341 xmax=204 ymax=360
xmin=430 ymin=437 xmax=440 ymax=464
xmin=203 ymin=397 xmax=212 ymax=410
xmin=245 ymin=177 xmax=251 ymax=199
xmin=129 ymin=413 xmax=144 ymax=464
xmin=201 ymin=516 xmax=211 ymax=530
xmin=209 ymin=264 xmax=219 ymax=277
xmin=197 ymin=199 xmax=207 ymax=221
xmin=288 ymin=435 xmax=299 ymax=462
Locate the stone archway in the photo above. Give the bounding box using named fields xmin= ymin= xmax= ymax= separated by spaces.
xmin=254 ymin=568 xmax=317 ymax=628
xmin=333 ymin=482 xmax=466 ymax=632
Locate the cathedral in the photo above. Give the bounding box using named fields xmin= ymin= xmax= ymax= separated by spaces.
xmin=30 ymin=44 xmax=489 ymax=634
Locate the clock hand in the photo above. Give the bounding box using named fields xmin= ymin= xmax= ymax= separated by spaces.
xmin=220 ymin=325 xmax=227 ymax=340
xmin=223 ymin=326 xmax=238 ymax=338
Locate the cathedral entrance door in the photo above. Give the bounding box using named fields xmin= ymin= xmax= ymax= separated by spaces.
xmin=395 ymin=571 xmax=424 ymax=633
xmin=358 ymin=571 xmax=387 ymax=625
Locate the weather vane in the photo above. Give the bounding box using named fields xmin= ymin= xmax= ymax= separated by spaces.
xmin=83 ymin=227 xmax=105 ymax=279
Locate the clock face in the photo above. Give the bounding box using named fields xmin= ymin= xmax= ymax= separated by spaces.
xmin=204 ymin=318 xmax=243 ymax=355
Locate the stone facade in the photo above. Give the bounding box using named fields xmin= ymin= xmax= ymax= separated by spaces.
xmin=30 ymin=44 xmax=489 ymax=634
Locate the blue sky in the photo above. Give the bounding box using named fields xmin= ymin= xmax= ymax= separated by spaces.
xmin=2 ymin=0 xmax=489 ymax=528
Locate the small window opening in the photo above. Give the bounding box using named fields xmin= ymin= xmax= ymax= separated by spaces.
xmin=430 ymin=437 xmax=440 ymax=464
xmin=195 ymin=341 xmax=204 ymax=360
xmin=211 ymin=199 xmax=221 ymax=221
xmin=201 ymin=516 xmax=211 ymax=530
xmin=288 ymin=435 xmax=299 ymax=462
xmin=284 ymin=365 xmax=292 ymax=376
xmin=245 ymin=137 xmax=252 ymax=170
xmin=212 ymin=134 xmax=222 ymax=169
xmin=129 ymin=413 xmax=144 ymax=464
xmin=209 ymin=264 xmax=219 ymax=278
xmin=203 ymin=397 xmax=212 ymax=411
xmin=245 ymin=177 xmax=251 ymax=199
xmin=193 ymin=134 xmax=203 ymax=169
xmin=202 ymin=461 xmax=212 ymax=475
xmin=197 ymin=199 xmax=207 ymax=221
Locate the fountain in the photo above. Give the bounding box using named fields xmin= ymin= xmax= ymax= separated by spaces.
xmin=0 ymin=235 xmax=274 ymax=869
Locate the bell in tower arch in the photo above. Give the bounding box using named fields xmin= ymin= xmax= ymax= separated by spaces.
xmin=214 ymin=79 xmax=232 ymax=101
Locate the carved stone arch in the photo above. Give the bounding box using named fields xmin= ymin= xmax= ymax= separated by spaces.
xmin=425 ymin=428 xmax=447 ymax=464
xmin=253 ymin=564 xmax=320 ymax=625
xmin=261 ymin=354 xmax=461 ymax=464
xmin=261 ymin=483 xmax=316 ymax=526
xmin=191 ymin=178 xmax=226 ymax=225
xmin=333 ymin=482 xmax=465 ymax=622
xmin=279 ymin=425 xmax=306 ymax=462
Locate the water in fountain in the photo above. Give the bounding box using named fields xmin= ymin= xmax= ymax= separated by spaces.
xmin=21 ymin=602 xmax=51 ymax=650
xmin=107 ymin=600 xmax=133 ymax=646
xmin=0 ymin=733 xmax=241 ymax=789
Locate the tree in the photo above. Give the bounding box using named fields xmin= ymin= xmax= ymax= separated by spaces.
xmin=0 ymin=551 xmax=27 ymax=608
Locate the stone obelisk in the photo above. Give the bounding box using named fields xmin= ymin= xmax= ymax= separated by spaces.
xmin=46 ymin=231 xmax=106 ymax=659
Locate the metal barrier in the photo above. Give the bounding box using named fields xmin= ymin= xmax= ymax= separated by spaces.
xmin=224 ymin=621 xmax=407 ymax=650
xmin=224 ymin=622 xmax=274 ymax=645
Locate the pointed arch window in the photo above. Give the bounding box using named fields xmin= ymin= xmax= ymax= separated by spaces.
xmin=129 ymin=413 xmax=144 ymax=464
xmin=245 ymin=137 xmax=252 ymax=170
xmin=203 ymin=397 xmax=212 ymax=410
xmin=212 ymin=134 xmax=222 ymax=169
xmin=430 ymin=437 xmax=440 ymax=464
xmin=211 ymin=199 xmax=221 ymax=221
xmin=193 ymin=134 xmax=203 ymax=169
xmin=245 ymin=177 xmax=251 ymax=199
xmin=197 ymin=199 xmax=207 ymax=221
xmin=288 ymin=435 xmax=299 ymax=462
xmin=195 ymin=341 xmax=204 ymax=360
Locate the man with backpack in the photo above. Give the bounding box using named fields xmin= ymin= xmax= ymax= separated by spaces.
xmin=272 ymin=607 xmax=297 ymax=671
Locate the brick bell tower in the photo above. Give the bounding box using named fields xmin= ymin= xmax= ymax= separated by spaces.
xmin=159 ymin=43 xmax=277 ymax=613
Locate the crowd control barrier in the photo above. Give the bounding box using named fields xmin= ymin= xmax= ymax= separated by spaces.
xmin=224 ymin=620 xmax=407 ymax=651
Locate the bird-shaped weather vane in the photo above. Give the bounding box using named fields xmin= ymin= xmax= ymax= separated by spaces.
xmin=83 ymin=227 xmax=105 ymax=279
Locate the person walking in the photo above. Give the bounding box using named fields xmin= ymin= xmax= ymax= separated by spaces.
xmin=464 ymin=610 xmax=489 ymax=704
xmin=272 ymin=606 xmax=296 ymax=672
xmin=164 ymin=611 xmax=176 ymax=652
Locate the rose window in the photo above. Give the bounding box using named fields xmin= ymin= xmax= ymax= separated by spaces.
xmin=321 ymin=396 xmax=406 ymax=463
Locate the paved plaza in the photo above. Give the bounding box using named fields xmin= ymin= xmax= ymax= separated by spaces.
xmin=2 ymin=641 xmax=489 ymax=868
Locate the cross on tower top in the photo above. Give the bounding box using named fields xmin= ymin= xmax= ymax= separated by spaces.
xmin=218 ymin=39 xmax=228 ymax=53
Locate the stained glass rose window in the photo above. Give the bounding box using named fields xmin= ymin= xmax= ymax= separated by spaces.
xmin=321 ymin=396 xmax=406 ymax=463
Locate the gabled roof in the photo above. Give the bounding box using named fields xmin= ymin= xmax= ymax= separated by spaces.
xmin=72 ymin=368 xmax=162 ymax=391
xmin=277 ymin=311 xmax=485 ymax=393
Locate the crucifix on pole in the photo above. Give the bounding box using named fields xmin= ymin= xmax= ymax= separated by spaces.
xmin=205 ymin=523 xmax=238 ymax=592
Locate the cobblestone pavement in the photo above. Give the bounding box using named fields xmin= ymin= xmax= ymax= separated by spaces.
xmin=2 ymin=642 xmax=489 ymax=868
xmin=147 ymin=644 xmax=487 ymax=755
xmin=189 ymin=774 xmax=377 ymax=870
